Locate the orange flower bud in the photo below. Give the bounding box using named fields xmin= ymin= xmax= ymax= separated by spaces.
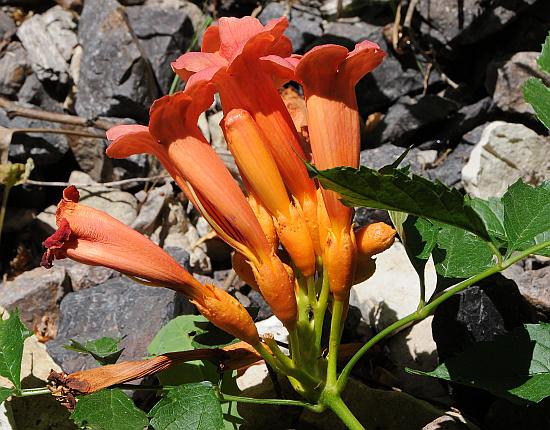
xmin=251 ymin=254 xmax=297 ymax=328
xmin=248 ymin=194 xmax=278 ymax=251
xmin=355 ymin=222 xmax=396 ymax=258
xmin=232 ymin=252 xmax=260 ymax=291
xmin=191 ymin=283 xmax=260 ymax=346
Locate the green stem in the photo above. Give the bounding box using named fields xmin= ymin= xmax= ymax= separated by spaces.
xmin=314 ymin=269 xmax=330 ymax=349
xmin=219 ymin=392 xmax=323 ymax=412
xmin=0 ymin=184 xmax=12 ymax=248
xmin=321 ymin=390 xmax=365 ymax=430
xmin=336 ymin=238 xmax=550 ymax=392
xmin=18 ymin=387 xmax=52 ymax=397
xmin=327 ymin=299 xmax=345 ymax=388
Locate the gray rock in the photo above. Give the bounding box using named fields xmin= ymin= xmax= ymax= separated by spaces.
xmin=0 ymin=266 xmax=70 ymax=335
xmin=422 ymin=416 xmax=469 ymax=430
xmin=371 ymin=95 xmax=459 ymax=147
xmin=126 ymin=3 xmax=194 ymax=93
xmin=461 ymin=121 xmax=550 ymax=198
xmin=0 ymin=10 xmax=16 ymax=41
xmin=259 ymin=2 xmax=323 ymax=53
xmin=164 ymin=246 xmax=191 ymax=271
xmin=16 ymin=14 xmax=71 ymax=86
xmin=360 ymin=143 xmax=423 ymax=172
xmin=41 ymin=6 xmax=78 ymax=62
xmin=416 ymin=0 xmax=538 ymax=49
xmin=131 ymin=181 xmax=173 ymax=234
xmin=75 ymin=0 xmax=158 ymax=121
xmin=427 ymin=142 xmax=474 ymax=188
xmin=56 ymin=259 xmax=119 ymax=291
xmin=47 ymin=276 xmax=193 ymax=373
xmin=66 ymin=134 xmax=111 ymax=181
xmin=491 ymin=52 xmax=540 ymax=116
xmin=321 ymin=20 xmax=441 ymax=111
xmin=503 ymin=264 xmax=550 ymax=319
xmin=0 ymin=42 xmax=30 ymax=97
xmin=1 ymin=109 xmax=70 ymax=165
xmin=17 ymin=73 xmax=65 ymax=112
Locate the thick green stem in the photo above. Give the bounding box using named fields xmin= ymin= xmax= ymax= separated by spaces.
xmin=322 ymin=390 xmax=365 ymax=430
xmin=336 ymin=238 xmax=550 ymax=392
xmin=327 ymin=299 xmax=345 ymax=387
xmin=314 ymin=269 xmax=330 ymax=349
xmin=219 ymin=392 xmax=323 ymax=412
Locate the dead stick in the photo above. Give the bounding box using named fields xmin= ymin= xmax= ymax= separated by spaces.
xmin=25 ymin=175 xmax=172 ymax=188
xmin=12 ymin=127 xmax=105 ymax=139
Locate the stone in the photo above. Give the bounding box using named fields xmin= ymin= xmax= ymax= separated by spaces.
xmin=65 ymin=134 xmax=110 ymax=181
xmin=360 ymin=144 xmax=422 ymax=173
xmin=56 ymin=259 xmax=118 ymax=291
xmin=258 ymin=2 xmax=323 ymax=53
xmin=75 ymin=0 xmax=158 ymax=121
xmin=0 ymin=266 xmax=70 ymax=337
xmin=502 ymin=264 xmax=550 ymax=319
xmin=386 ymin=317 xmax=450 ymax=404
xmin=131 ymin=181 xmax=173 ymax=234
xmin=256 ymin=315 xmax=288 ymax=345
xmin=247 ymin=289 xmax=272 ymax=321
xmin=350 ymin=242 xmax=437 ymax=329
xmin=432 ymin=275 xmax=537 ymax=418
xmin=461 ymin=121 xmax=550 ymax=198
xmin=1 ymin=108 xmax=70 ymax=165
xmin=47 ymin=276 xmax=192 ymax=373
xmin=17 ymin=73 xmax=65 ymax=112
xmin=320 ymin=20 xmax=441 ymax=112
xmin=490 ymin=52 xmax=540 ymax=116
xmin=126 ymin=3 xmax=194 ymax=93
xmin=416 ymin=0 xmax=537 ymax=49
xmin=41 ymin=5 xmax=78 ymax=62
xmin=371 ymin=95 xmax=459 ymax=147
xmin=0 ymin=10 xmax=16 ymax=41
xmin=426 ymin=142 xmax=474 ymax=188
xmin=422 ymin=416 xmax=469 ymax=430
xmin=207 ymin=111 xmax=225 ymax=150
xmin=0 ymin=42 xmax=30 ymax=97
xmin=164 ymin=246 xmax=191 ymax=270
xmin=16 ymin=14 xmax=70 ymax=86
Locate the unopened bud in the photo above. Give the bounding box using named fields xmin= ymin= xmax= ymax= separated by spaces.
xmin=192 ymin=284 xmax=260 ymax=346
xmin=355 ymin=222 xmax=395 ymax=258
xmin=248 ymin=194 xmax=278 ymax=250
xmin=232 ymin=252 xmax=259 ymax=291
xmin=325 ymin=227 xmax=356 ymax=301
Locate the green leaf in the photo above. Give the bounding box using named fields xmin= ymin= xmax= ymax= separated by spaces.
xmin=71 ymin=389 xmax=148 ymax=430
xmin=149 ymin=382 xmax=223 ymax=430
xmin=64 ymin=337 xmax=124 ymax=366
xmin=502 ymin=180 xmax=550 ymax=253
xmin=433 ymin=224 xmax=496 ymax=278
xmin=148 ymin=315 xmax=206 ymax=356
xmin=523 ymin=78 xmax=550 ymax=130
xmin=523 ymin=32 xmax=550 ymax=129
xmin=533 ymin=231 xmax=550 ymax=257
xmin=0 ymin=309 xmax=32 ymax=390
xmin=0 ymin=387 xmax=13 ymax=404
xmin=407 ymin=323 xmax=550 ymax=404
xmin=470 ymin=197 xmax=506 ymax=246
xmin=308 ymin=164 xmax=489 ymax=240
xmin=537 ymin=31 xmax=550 ymax=74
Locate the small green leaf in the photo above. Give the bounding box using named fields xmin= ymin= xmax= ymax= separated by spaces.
xmin=433 ymin=224 xmax=496 ymax=278
xmin=0 ymin=387 xmax=13 ymax=404
xmin=537 ymin=31 xmax=550 ymax=74
xmin=407 ymin=323 xmax=550 ymax=404
xmin=149 ymin=382 xmax=223 ymax=430
xmin=533 ymin=231 xmax=550 ymax=257
xmin=148 ymin=315 xmax=206 ymax=356
xmin=502 ymin=180 xmax=550 ymax=253
xmin=308 ymin=164 xmax=489 ymax=240
xmin=470 ymin=197 xmax=506 ymax=246
xmin=71 ymin=389 xmax=148 ymax=430
xmin=523 ymin=78 xmax=550 ymax=130
xmin=65 ymin=337 xmax=124 ymax=366
xmin=0 ymin=309 xmax=32 ymax=390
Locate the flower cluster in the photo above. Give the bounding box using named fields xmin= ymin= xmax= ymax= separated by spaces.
xmin=42 ymin=16 xmax=395 ymax=394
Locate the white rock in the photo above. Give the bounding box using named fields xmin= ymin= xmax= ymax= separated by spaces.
xmin=256 ymin=315 xmax=289 ymax=345
xmin=416 ymin=149 xmax=438 ymax=166
xmin=42 ymin=6 xmax=78 ymax=62
xmin=462 ymin=121 xmax=550 ymax=198
xmin=207 ymin=111 xmax=225 ymax=150
xmin=197 ymin=112 xmax=210 ymax=143
xmin=350 ymin=242 xmax=437 ymax=329
xmin=237 ymin=363 xmax=270 ymax=391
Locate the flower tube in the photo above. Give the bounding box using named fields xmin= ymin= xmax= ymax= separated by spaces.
xmin=42 ymin=186 xmax=259 ymax=345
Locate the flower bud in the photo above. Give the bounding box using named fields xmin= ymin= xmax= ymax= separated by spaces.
xmin=355 ymin=222 xmax=395 ymax=258
xmin=325 ymin=227 xmax=356 ymax=301
xmin=232 ymin=252 xmax=260 ymax=291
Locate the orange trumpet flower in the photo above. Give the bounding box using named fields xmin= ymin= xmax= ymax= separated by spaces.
xmin=41 ymin=186 xmax=260 ymax=345
xmin=106 ymin=92 xmax=297 ymax=328
xmin=172 ymin=17 xmax=317 ymax=226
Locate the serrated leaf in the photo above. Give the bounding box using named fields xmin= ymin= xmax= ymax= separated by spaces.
xmin=65 ymin=337 xmax=124 ymax=366
xmin=432 ymin=224 xmax=496 ymax=278
xmin=149 ymin=382 xmax=223 ymax=430
xmin=71 ymin=389 xmax=148 ymax=430
xmin=536 ymin=32 xmax=550 ymax=75
xmin=308 ymin=164 xmax=489 ymax=240
xmin=148 ymin=315 xmax=206 ymax=356
xmin=470 ymin=197 xmax=506 ymax=245
xmin=0 ymin=387 xmax=13 ymax=404
xmin=0 ymin=309 xmax=32 ymax=390
xmin=533 ymin=231 xmax=550 ymax=257
xmin=502 ymin=180 xmax=550 ymax=253
xmin=523 ymin=78 xmax=550 ymax=129
xmin=407 ymin=323 xmax=550 ymax=404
